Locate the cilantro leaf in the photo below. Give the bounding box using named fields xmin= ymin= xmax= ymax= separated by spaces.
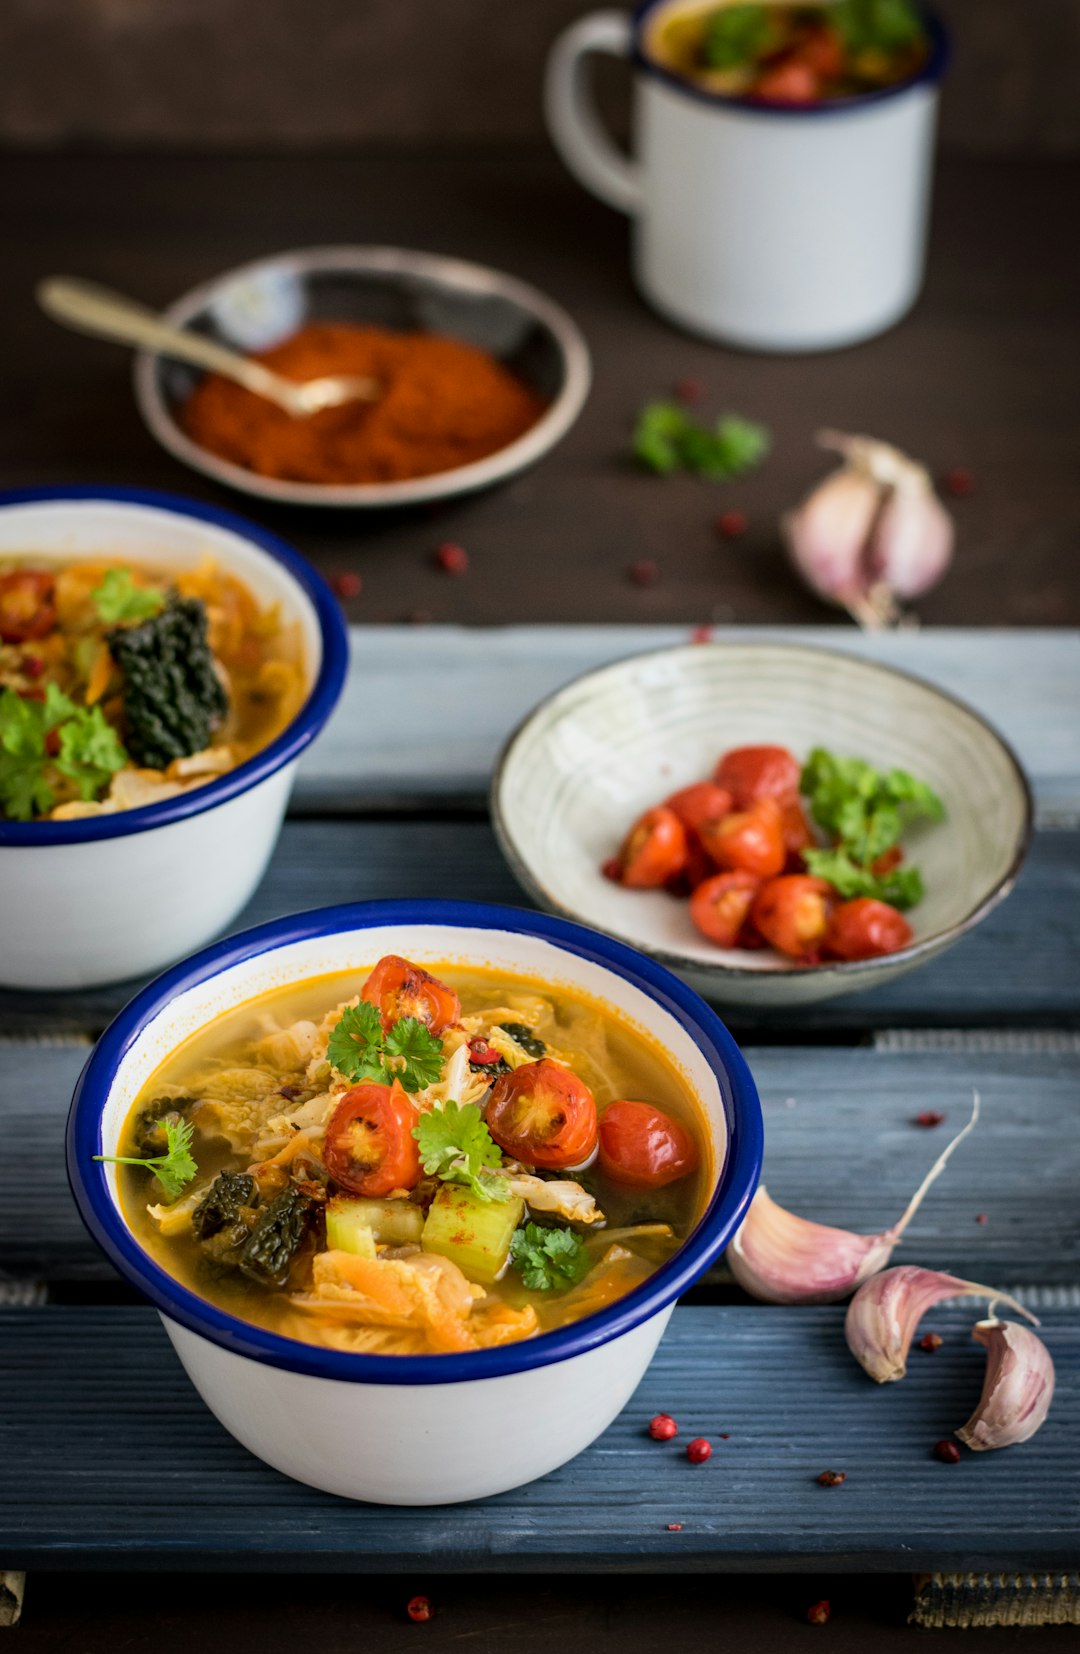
xmin=803 ymin=847 xmax=925 ymax=910
xmin=801 ymin=747 xmax=944 ymax=863
xmin=632 ymin=402 xmax=770 ymax=480
xmin=54 ymin=704 xmax=128 ymax=801
xmin=95 ymin=1116 xmax=198 ymax=1202
xmin=0 ymin=683 xmax=125 ymax=821
xmin=509 ymin=1222 xmax=590 ymax=1292
xmin=326 ymin=1000 xmax=388 ymax=1084
xmin=92 ymin=567 xmax=166 ymax=625
xmin=413 ymin=1101 xmax=510 ymax=1203
xmin=383 ymin=1017 xmax=445 ymax=1094
xmin=833 ymin=0 xmax=923 ymax=54
xmin=701 ymin=3 xmax=772 ymax=69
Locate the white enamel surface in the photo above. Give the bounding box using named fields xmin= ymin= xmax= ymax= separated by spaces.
xmin=494 ymin=643 xmax=1030 ymax=1008
xmin=0 ymin=497 xmax=321 ymax=989
xmin=94 ymin=919 xmax=727 ymax=1503
xmin=546 ymin=8 xmax=939 ymax=351
xmin=163 ymin=1309 xmax=672 ymax=1504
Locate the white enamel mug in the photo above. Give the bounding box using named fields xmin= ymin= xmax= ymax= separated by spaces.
xmin=545 ymin=2 xmax=949 ymax=352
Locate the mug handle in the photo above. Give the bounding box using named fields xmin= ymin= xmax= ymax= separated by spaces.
xmin=544 ymin=11 xmax=643 ymax=216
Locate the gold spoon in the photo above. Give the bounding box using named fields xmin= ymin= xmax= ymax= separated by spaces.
xmin=37 ymin=276 xmax=381 ymax=418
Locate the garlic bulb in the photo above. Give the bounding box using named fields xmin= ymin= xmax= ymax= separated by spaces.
xmin=783 ymin=430 xmax=954 ymax=629
xmin=845 ymin=1267 xmax=1036 ymax=1383
xmin=728 ymin=1093 xmax=980 ymax=1306
xmin=956 ymin=1319 xmax=1055 ymax=1450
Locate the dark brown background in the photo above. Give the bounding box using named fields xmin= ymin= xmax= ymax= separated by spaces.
xmin=3 ymin=0 xmax=1080 ymax=152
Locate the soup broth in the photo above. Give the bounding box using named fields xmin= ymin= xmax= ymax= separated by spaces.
xmin=116 ymin=958 xmax=714 ymax=1357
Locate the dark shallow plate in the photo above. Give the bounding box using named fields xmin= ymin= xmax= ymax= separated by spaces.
xmin=134 ymin=244 xmax=591 ymax=508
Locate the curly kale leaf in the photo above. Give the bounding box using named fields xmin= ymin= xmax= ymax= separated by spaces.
xmin=108 ymin=596 xmax=228 ymax=768
xmin=238 ymin=1185 xmax=316 ymax=1288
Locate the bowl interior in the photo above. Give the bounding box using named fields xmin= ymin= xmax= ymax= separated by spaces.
xmin=495 ymin=643 xmax=1030 ymax=976
xmin=136 ymin=247 xmax=589 ymax=506
xmin=0 ymin=496 xmax=323 ymax=684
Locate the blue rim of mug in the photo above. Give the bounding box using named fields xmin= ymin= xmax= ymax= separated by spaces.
xmin=632 ymin=0 xmax=949 ymax=117
xmin=66 ymin=899 xmax=764 ymax=1386
xmin=0 ymin=486 xmax=349 ymax=846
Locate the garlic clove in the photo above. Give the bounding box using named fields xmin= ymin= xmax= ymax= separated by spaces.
xmin=728 ymin=1093 xmax=980 ymax=1307
xmin=956 ymin=1319 xmax=1055 ymax=1451
xmin=781 ymin=468 xmax=881 ymax=612
xmin=845 ymin=1266 xmax=1036 ymax=1383
xmin=868 ymin=479 xmax=954 ymax=601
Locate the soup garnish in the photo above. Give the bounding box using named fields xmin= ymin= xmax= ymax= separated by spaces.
xmin=0 ymin=555 xmax=305 ymax=822
xmin=102 ymin=956 xmax=710 ymax=1356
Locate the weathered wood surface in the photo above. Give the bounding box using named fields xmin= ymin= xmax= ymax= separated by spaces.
xmin=0 ymin=821 xmax=1076 ymax=1039
xmin=7 ymin=1043 xmax=1077 ymax=1289
xmin=301 ymin=627 xmax=1080 ymax=818
xmin=2 ymin=1304 xmax=1075 ymax=1574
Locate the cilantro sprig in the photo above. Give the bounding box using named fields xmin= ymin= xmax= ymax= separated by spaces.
xmin=633 ymin=402 xmax=770 ymax=480
xmin=509 ymin=1222 xmax=590 ymax=1292
xmin=0 ymin=683 xmax=127 ymax=821
xmin=800 ymin=747 xmax=944 ymax=911
xmin=413 ymin=1101 xmax=510 ymax=1203
xmin=91 ymin=567 xmax=166 ymax=626
xmin=701 ymin=4 xmax=772 ymax=70
xmin=327 ymin=1000 xmax=444 ymax=1094
xmin=94 ymin=1117 xmax=198 ymax=1202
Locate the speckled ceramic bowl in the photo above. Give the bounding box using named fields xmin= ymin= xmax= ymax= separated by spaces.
xmin=134 ymin=244 xmax=591 ymax=508
xmin=492 ymin=641 xmax=1033 ymax=1008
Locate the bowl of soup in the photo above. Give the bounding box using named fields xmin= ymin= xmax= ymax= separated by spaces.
xmin=0 ymin=487 xmax=348 ymax=989
xmin=67 ymin=900 xmax=763 ymax=1504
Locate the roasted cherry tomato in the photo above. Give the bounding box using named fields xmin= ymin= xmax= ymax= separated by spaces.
xmin=700 ymin=797 xmax=786 ymax=878
xmin=870 ymin=845 xmax=904 ymax=877
xmin=752 ymin=59 xmax=820 ymax=103
xmin=664 ymin=781 xmax=733 ymax=837
xmin=599 ymin=1100 xmax=699 ymax=1189
xmin=825 ymin=898 xmax=913 ymax=961
xmin=689 ymin=870 xmax=761 ymax=947
xmin=665 ymin=831 xmax=715 ymax=899
xmin=797 ymin=22 xmax=845 ymax=78
xmin=487 ymin=1058 xmax=598 ymax=1170
xmin=361 ymin=954 xmax=460 ymax=1035
xmin=780 ymin=799 xmax=815 ymax=861
xmin=324 ymin=1082 xmax=420 ymax=1197
xmin=0 ymin=571 xmax=56 ymax=644
xmin=713 ymin=745 xmax=801 ymax=809
xmin=613 ymin=805 xmax=687 ymax=888
xmin=751 ymin=875 xmax=834 ymax=960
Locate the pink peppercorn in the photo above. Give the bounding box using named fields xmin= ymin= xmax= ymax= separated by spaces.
xmin=716 ymin=510 xmax=747 ymax=539
xmin=406 ymin=1595 xmax=433 ymax=1622
xmin=915 ymin=1111 xmax=945 ymax=1128
xmin=817 ymin=1470 xmax=846 ymax=1487
xmin=675 ymin=378 xmax=704 ymax=404
xmin=629 ymin=558 xmax=659 ymax=587
xmin=435 ymin=542 xmax=469 ymax=575
xmin=807 ymin=1600 xmax=831 ymax=1626
xmin=666 ymin=1522 xmax=683 ymax=1532
xmin=332 ymin=571 xmax=363 ymax=600
xmin=648 ymin=1413 xmax=678 ymax=1441
xmin=920 ymin=1332 xmax=944 ymax=1352
xmin=943 ymin=467 xmax=976 ymax=498
xmin=686 ymin=1437 xmax=711 ymax=1464
xmin=689 ymin=624 xmax=713 ymax=645
xmin=21 ymin=654 xmax=45 ymax=679
xmin=933 ymin=1440 xmax=961 ymax=1464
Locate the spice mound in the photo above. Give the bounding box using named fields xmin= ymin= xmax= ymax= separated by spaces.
xmin=180 ymin=322 xmax=548 ymax=486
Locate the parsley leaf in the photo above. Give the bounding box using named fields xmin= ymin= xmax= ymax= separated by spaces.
xmin=0 ymin=683 xmax=127 ymax=821
xmin=803 ymin=846 xmax=925 ymax=911
xmin=95 ymin=1117 xmax=198 ymax=1202
xmin=632 ymin=402 xmax=770 ymax=480
xmin=92 ymin=567 xmax=166 ymax=626
xmin=326 ymin=1002 xmax=445 ymax=1094
xmin=413 ymin=1101 xmax=510 ymax=1203
xmin=509 ymin=1222 xmax=590 ymax=1292
xmin=326 ymin=1001 xmax=388 ymax=1084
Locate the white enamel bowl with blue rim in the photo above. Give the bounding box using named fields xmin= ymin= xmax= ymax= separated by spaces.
xmin=67 ymin=899 xmax=763 ymax=1506
xmin=133 ymin=245 xmax=592 ymax=508
xmin=0 ymin=488 xmax=348 ymax=990
xmin=492 ymin=641 xmax=1033 ymax=1009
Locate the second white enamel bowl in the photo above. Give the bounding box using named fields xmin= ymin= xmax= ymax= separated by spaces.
xmin=67 ymin=900 xmax=762 ymax=1505
xmin=492 ymin=642 xmax=1032 ymax=1008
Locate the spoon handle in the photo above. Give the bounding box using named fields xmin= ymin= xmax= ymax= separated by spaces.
xmin=37 ymin=276 xmax=297 ymax=407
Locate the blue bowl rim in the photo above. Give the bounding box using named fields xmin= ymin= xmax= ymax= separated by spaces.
xmin=631 ymin=0 xmax=949 ymax=119
xmin=66 ymin=898 xmax=764 ymax=1387
xmin=0 ymin=485 xmax=349 ymax=846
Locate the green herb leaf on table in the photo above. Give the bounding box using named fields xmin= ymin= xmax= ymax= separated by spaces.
xmin=509 ymin=1222 xmax=589 ymax=1292
xmin=91 ymin=567 xmax=166 ymax=626
xmin=413 ymin=1101 xmax=511 ymax=1203
xmin=632 ymin=402 xmax=770 ymax=480
xmin=94 ymin=1117 xmax=198 ymax=1202
xmin=0 ymin=682 xmax=127 ymax=821
xmin=327 ymin=1002 xmax=445 ymax=1094
xmin=803 ymin=846 xmax=925 ymax=911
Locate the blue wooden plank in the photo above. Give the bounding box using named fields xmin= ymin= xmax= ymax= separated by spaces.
xmin=1 ymin=1304 xmax=1074 ymax=1573
xmin=0 ymin=821 xmax=1076 ymax=1038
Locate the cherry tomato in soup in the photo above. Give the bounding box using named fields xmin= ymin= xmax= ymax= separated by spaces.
xmin=599 ymin=1100 xmax=699 ymax=1189
xmin=797 ymin=22 xmax=845 ymax=78
xmin=615 ymin=805 xmax=687 ymax=888
xmin=664 ymin=781 xmax=733 ymax=836
xmin=751 ymin=875 xmax=833 ymax=960
xmin=324 ymin=1082 xmax=420 ymax=1197
xmin=361 ymin=954 xmax=460 ymax=1035
xmin=0 ymin=572 xmax=56 ymax=644
xmin=825 ymin=898 xmax=913 ymax=961
xmin=700 ymin=798 xmax=785 ymax=878
xmin=713 ymin=745 xmax=800 ymax=809
xmin=690 ymin=870 xmax=760 ymax=947
xmin=487 ymin=1059 xmax=598 ymax=1171
xmin=753 ymin=59 xmax=820 ymax=103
